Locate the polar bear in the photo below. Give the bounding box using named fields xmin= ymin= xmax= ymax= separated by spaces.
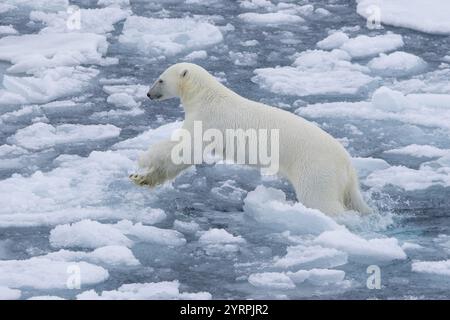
xmin=130 ymin=63 xmax=371 ymax=215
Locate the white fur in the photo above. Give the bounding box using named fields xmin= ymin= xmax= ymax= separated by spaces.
xmin=131 ymin=63 xmax=371 ymax=215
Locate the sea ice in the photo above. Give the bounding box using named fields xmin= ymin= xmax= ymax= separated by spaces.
xmin=0 ymin=33 xmax=109 ymax=73
xmin=0 ymin=258 xmax=108 ymax=289
xmin=119 ymin=16 xmax=223 ymax=57
xmin=412 ymin=260 xmax=450 ymax=277
xmin=8 ymin=122 xmax=121 ymax=150
xmin=0 ymin=286 xmax=21 ymax=300
xmin=356 ymin=0 xmax=450 ymax=35
xmin=253 ymin=49 xmax=376 ymax=96
xmin=30 ymin=7 xmax=130 ymax=34
xmin=368 ymin=52 xmax=427 ymax=77
xmin=77 ymin=280 xmax=211 ymax=300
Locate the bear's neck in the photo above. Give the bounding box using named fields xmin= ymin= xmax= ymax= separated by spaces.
xmin=179 ymin=75 xmax=238 ymax=113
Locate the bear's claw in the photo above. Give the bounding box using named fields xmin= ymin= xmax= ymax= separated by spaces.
xmin=129 ymin=173 xmax=149 ymax=186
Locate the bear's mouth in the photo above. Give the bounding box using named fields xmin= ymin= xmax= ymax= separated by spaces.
xmin=147 ymin=93 xmax=163 ymax=100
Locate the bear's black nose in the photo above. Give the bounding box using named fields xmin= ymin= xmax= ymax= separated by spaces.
xmin=147 ymin=92 xmax=151 ymax=98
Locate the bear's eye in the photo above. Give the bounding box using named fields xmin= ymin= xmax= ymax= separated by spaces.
xmin=158 ymin=79 xmax=163 ymax=84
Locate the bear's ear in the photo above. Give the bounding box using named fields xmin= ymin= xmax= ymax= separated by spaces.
xmin=180 ymin=69 xmax=188 ymax=78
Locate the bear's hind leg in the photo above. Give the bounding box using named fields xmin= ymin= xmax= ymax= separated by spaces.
xmin=292 ymin=172 xmax=345 ymax=215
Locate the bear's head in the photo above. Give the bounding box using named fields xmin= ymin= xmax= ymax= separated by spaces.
xmin=147 ymin=63 xmax=197 ymax=101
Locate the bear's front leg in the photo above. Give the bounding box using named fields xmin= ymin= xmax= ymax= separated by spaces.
xmin=129 ymin=139 xmax=191 ymax=188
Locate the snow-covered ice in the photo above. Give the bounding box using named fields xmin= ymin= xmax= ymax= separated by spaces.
xmin=0 ymin=0 xmax=449 ymax=300
xmin=8 ymin=123 xmax=121 ymax=150
xmin=119 ymin=16 xmax=223 ymax=57
xmin=357 ymin=0 xmax=450 ymax=35
xmin=77 ymin=280 xmax=211 ymax=300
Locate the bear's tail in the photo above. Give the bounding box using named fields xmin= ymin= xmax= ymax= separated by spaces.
xmin=344 ymin=167 xmax=372 ymax=215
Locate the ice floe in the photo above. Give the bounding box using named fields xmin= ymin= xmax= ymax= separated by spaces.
xmin=77 ymin=280 xmax=211 ymax=300
xmin=8 ymin=122 xmax=121 ymax=150
xmin=50 ymin=219 xmax=186 ymax=249
xmin=50 ymin=220 xmax=133 ymax=249
xmin=384 ymin=145 xmax=449 ymax=158
xmin=2 ymin=66 xmax=100 ymax=105
xmin=368 ymin=52 xmax=427 ymax=77
xmin=412 ymin=260 xmax=450 ymax=277
xmin=357 ymin=0 xmax=450 ymax=35
xmin=0 ymin=25 xmax=18 ymax=35
xmin=43 ymin=246 xmax=140 ymax=267
xmin=119 ymin=16 xmax=223 ymax=57
xmin=297 ymin=86 xmax=450 ymax=130
xmin=238 ymin=12 xmax=304 ymax=25
xmin=0 ymin=33 xmax=109 ymax=73
xmin=273 ymin=245 xmax=348 ymax=269
xmin=0 ymin=258 xmax=108 ymax=289
xmin=0 ymin=286 xmax=21 ymax=300
xmin=30 ymin=6 xmax=130 ymax=34
xmin=253 ymin=49 xmax=377 ymax=96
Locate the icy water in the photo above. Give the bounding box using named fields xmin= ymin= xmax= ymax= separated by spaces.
xmin=0 ymin=0 xmax=450 ymax=299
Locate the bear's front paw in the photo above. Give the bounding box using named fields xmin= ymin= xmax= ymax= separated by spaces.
xmin=129 ymin=173 xmax=150 ymax=186
xmin=129 ymin=167 xmax=165 ymax=188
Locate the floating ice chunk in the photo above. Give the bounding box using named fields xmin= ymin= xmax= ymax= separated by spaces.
xmin=28 ymin=296 xmax=65 ymax=300
xmin=134 ymin=208 xmax=167 ymax=225
xmin=30 ymin=7 xmax=130 ymax=34
xmin=211 ymin=180 xmax=247 ymax=202
xmin=0 ymin=33 xmax=109 ymax=73
xmin=0 ymin=4 xmax=16 ymax=14
xmin=390 ymin=68 xmax=450 ymax=94
xmin=107 ymin=92 xmax=140 ymax=108
xmin=340 ymin=33 xmax=404 ymax=59
xmin=50 ymin=220 xmax=133 ymax=249
xmin=316 ymin=31 xmax=349 ymax=50
xmin=8 ymin=122 xmax=121 ymax=150
xmin=229 ymin=51 xmax=257 ymax=66
xmin=274 ymin=245 xmax=348 ymax=269
xmin=401 ymin=242 xmax=424 ymax=251
xmin=3 ymin=66 xmax=100 ymax=105
xmin=412 ymin=260 xmax=450 ymax=277
xmin=351 ymin=157 xmax=390 ymax=178
xmin=0 ymin=25 xmax=18 ymax=35
xmin=112 ymin=121 xmax=181 ymax=150
xmin=365 ymin=165 xmax=450 ymax=191
xmin=238 ymin=12 xmax=304 ymax=25
xmin=98 ymin=0 xmax=130 ymax=7
xmin=357 ymin=0 xmax=450 ymax=35
xmin=253 ymin=49 xmax=376 ymax=96
xmin=248 ymin=272 xmax=296 ymax=289
xmin=314 ymin=8 xmax=330 ymax=17
xmin=2 ymin=0 xmax=68 ymax=11
xmin=119 ymin=16 xmax=223 ymax=56
xmin=244 ymin=186 xmax=341 ymax=234
xmin=90 ymin=108 xmax=145 ymax=121
xmin=115 ymin=220 xmax=186 ymax=247
xmin=239 ymin=0 xmax=273 ymax=10
xmin=173 ymin=220 xmax=200 ymax=234
xmin=198 ymin=228 xmax=245 ymax=244
xmin=183 ymin=50 xmax=208 ymax=61
xmin=77 ymin=280 xmax=211 ymax=300
xmin=0 ymin=150 xmax=135 ymax=227
xmin=198 ymin=228 xmax=244 ymax=255
xmin=102 ymin=84 xmax=148 ymax=101
xmin=0 ymin=90 xmax=26 ymax=107
xmin=314 ymin=229 xmax=406 ymax=263
xmin=298 ymin=88 xmax=450 ymax=130
xmin=0 ymin=258 xmax=108 ymax=289
xmin=287 ymin=268 xmax=346 ymax=286
xmin=0 ymin=286 xmax=21 ymax=300
xmin=43 ymin=246 xmax=140 ymax=266
xmin=368 ymin=52 xmax=427 ymax=77
xmin=384 ymin=145 xmax=449 ymax=158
